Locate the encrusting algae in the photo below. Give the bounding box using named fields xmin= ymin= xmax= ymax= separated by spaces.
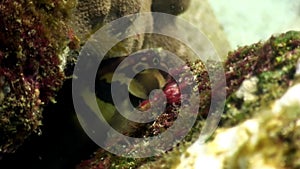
xmin=1 ymin=0 xmax=300 ymax=168
xmin=141 ymin=31 xmax=300 ymax=169
xmin=176 ymin=66 xmax=300 ymax=169
xmin=0 ymin=0 xmax=78 ymax=155
xmin=77 ymin=31 xmax=300 ymax=168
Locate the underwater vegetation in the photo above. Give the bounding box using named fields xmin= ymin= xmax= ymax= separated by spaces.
xmin=141 ymin=31 xmax=300 ymax=169
xmin=77 ymin=31 xmax=300 ymax=169
xmin=177 ymin=81 xmax=300 ymax=169
xmin=1 ymin=0 xmax=299 ymax=168
xmin=0 ymin=0 xmax=196 ymax=166
xmin=0 ymin=0 xmax=78 ymax=155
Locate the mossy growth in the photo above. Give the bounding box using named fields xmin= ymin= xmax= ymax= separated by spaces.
xmin=77 ymin=31 xmax=300 ymax=168
xmin=222 ymin=31 xmax=300 ymax=127
xmin=141 ymin=31 xmax=300 ymax=168
xmin=76 ymin=149 xmax=155 ymax=169
xmin=0 ymin=0 xmax=78 ymax=154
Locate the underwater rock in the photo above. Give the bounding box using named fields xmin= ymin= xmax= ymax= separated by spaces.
xmin=176 ymin=80 xmax=300 ymax=169
xmin=71 ymin=0 xmax=152 ymax=58
xmin=151 ymin=0 xmax=191 ymax=15
xmin=0 ymin=0 xmax=78 ymax=155
xmin=143 ymin=0 xmax=231 ymax=62
xmin=72 ymin=1 xmax=300 ymax=168
xmin=133 ymin=31 xmax=300 ymax=169
xmin=138 ymin=31 xmax=300 ymax=169
xmin=72 ymin=0 xmax=230 ymax=62
xmin=0 ymin=0 xmax=228 ymax=166
xmin=72 ymin=0 xmax=199 ymax=61
xmin=72 ymin=0 xmax=192 ymax=39
xmin=71 ymin=0 xmax=231 ymax=72
xmin=235 ymin=76 xmax=259 ymax=102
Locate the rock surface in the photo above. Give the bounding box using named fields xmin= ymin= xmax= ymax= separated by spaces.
xmin=72 ymin=0 xmax=230 ymax=60
xmin=0 ymin=0 xmax=78 ymax=155
xmin=177 ymin=82 xmax=300 ymax=169
xmin=138 ymin=31 xmax=300 ymax=169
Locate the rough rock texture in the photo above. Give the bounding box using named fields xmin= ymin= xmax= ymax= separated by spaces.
xmin=0 ymin=0 xmax=78 ymax=155
xmin=70 ymin=1 xmax=300 ymax=163
xmin=72 ymin=0 xmax=149 ymax=58
xmin=177 ymin=80 xmax=300 ymax=169
xmin=136 ymin=31 xmax=300 ymax=169
xmin=72 ymin=0 xmax=230 ymax=61
xmin=75 ymin=26 xmax=300 ymax=169
xmin=0 ymin=0 xmax=231 ymax=167
xmin=72 ymin=0 xmax=150 ymax=37
xmin=152 ymin=0 xmax=191 ymax=15
xmin=72 ymin=0 xmax=192 ymax=39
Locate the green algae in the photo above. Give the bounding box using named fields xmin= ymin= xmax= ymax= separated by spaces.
xmin=137 ymin=31 xmax=300 ymax=169
xmin=73 ymin=5 xmax=300 ymax=166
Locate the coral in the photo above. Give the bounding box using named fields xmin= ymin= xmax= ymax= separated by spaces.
xmin=72 ymin=0 xmax=192 ymax=40
xmin=74 ymin=0 xmax=300 ymax=167
xmin=72 ymin=0 xmax=212 ymax=63
xmin=151 ymin=0 xmax=191 ymax=15
xmin=0 ymin=0 xmax=77 ymax=154
xmin=71 ymin=0 xmax=151 ymax=45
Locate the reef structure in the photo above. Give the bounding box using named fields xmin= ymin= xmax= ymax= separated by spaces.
xmin=77 ymin=31 xmax=300 ymax=169
xmin=141 ymin=31 xmax=300 ymax=169
xmin=0 ymin=0 xmax=78 ymax=155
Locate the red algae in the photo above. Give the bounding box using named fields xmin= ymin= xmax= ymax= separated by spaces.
xmin=0 ymin=0 xmax=78 ymax=154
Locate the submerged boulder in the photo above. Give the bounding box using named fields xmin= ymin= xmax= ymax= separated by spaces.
xmin=142 ymin=31 xmax=300 ymax=169
xmin=0 ymin=0 xmax=78 ymax=155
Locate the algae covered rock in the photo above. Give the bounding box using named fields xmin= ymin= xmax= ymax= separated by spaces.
xmin=74 ymin=29 xmax=300 ymax=169
xmin=136 ymin=31 xmax=300 ymax=169
xmin=177 ymin=78 xmax=300 ymax=169
xmin=0 ymin=0 xmax=78 ymax=155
